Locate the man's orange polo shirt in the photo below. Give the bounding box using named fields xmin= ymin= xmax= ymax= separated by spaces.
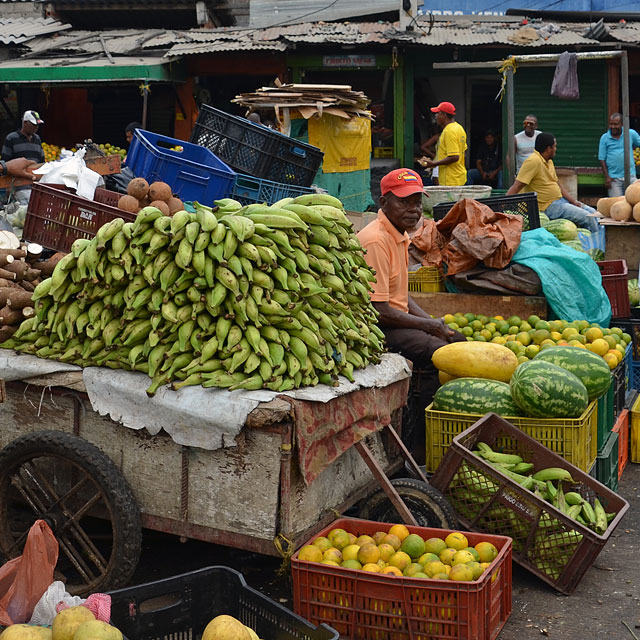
xmin=357 ymin=210 xmax=410 ymax=313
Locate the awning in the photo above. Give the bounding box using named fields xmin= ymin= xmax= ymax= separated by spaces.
xmin=0 ymin=55 xmax=184 ymax=84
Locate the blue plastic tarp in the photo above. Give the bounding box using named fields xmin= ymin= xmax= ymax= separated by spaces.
xmin=512 ymin=228 xmax=612 ymax=326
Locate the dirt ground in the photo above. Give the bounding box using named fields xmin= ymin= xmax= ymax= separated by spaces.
xmin=128 ymin=462 xmax=640 ymax=640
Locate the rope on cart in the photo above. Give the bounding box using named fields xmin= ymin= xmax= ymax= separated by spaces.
xmin=274 ymin=533 xmax=294 ymax=575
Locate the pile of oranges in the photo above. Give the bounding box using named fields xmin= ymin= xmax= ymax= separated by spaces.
xmin=297 ymin=525 xmax=499 ymax=583
xmin=443 ymin=312 xmax=630 ymax=370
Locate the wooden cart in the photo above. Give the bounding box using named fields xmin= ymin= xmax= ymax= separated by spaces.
xmin=0 ymin=368 xmax=456 ymax=596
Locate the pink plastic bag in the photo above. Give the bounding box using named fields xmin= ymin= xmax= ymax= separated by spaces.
xmin=0 ymin=520 xmax=59 ymax=625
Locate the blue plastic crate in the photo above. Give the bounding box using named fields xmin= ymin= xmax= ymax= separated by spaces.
xmin=632 ymin=360 xmax=640 ymax=391
xmin=125 ymin=129 xmax=236 ymax=204
xmin=231 ymin=173 xmax=314 ymax=206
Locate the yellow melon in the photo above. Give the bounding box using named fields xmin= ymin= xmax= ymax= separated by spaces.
xmin=625 ymin=180 xmax=640 ymax=206
xmin=610 ymin=199 xmax=632 ymax=222
xmin=596 ymin=195 xmax=625 ymax=216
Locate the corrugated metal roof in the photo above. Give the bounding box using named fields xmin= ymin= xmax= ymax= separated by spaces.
xmin=4 ymin=15 xmax=640 ymax=61
xmin=0 ymin=17 xmax=71 ymax=44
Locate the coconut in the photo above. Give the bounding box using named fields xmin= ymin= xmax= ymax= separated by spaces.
xmin=149 ymin=200 xmax=170 ymax=215
xmin=126 ymin=177 xmax=149 ymax=200
xmin=138 ymin=195 xmax=151 ymax=208
xmin=149 ymin=181 xmax=172 ymax=202
xmin=167 ymin=197 xmax=184 ymax=215
xmin=117 ymin=194 xmax=140 ymax=213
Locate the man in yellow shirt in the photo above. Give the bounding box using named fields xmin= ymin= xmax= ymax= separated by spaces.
xmin=422 ymin=102 xmax=467 ymax=186
xmin=506 ymin=132 xmax=600 ymax=233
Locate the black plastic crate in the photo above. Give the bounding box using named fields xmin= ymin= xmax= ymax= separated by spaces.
xmin=612 ymin=318 xmax=640 ymax=361
xmin=432 ymin=191 xmax=540 ymax=230
xmin=108 ymin=566 xmax=338 ymax=640
xmin=190 ymin=105 xmax=324 ymax=187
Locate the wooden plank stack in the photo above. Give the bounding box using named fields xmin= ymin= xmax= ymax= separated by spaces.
xmin=232 ymin=82 xmax=371 ymax=119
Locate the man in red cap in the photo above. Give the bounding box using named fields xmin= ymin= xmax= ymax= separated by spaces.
xmin=357 ymin=168 xmax=465 ymax=460
xmin=421 ymin=102 xmax=467 ymax=186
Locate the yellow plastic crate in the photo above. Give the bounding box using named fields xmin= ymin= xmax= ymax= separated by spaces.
xmin=425 ymin=400 xmax=598 ymax=473
xmin=408 ymin=266 xmax=444 ymax=293
xmin=630 ymin=394 xmax=640 ymax=463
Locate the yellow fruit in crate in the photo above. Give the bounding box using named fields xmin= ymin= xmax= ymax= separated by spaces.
xmin=622 ymin=332 xmax=632 ymax=344
xmin=382 ymin=533 xmax=402 ymax=550
xmin=525 ymin=344 xmax=540 ymax=358
xmin=439 ymin=548 xmax=457 ymax=565
xmin=604 ymin=353 xmax=619 ymax=369
xmin=519 ymin=321 xmax=532 ymax=332
xmin=418 ymin=552 xmax=440 ymax=565
xmin=327 ymin=527 xmax=347 ymax=542
xmin=432 ymin=342 xmax=518 ymax=382
xmin=467 ymin=561 xmax=484 ymax=579
xmin=378 ymin=543 xmax=396 ymax=562
xmin=0 ymin=626 xmax=48 ymax=640
xmin=516 ymin=331 xmax=531 ymax=346
xmin=550 ymin=331 xmax=563 ymax=342
xmin=527 ymin=314 xmax=541 ymax=326
xmin=321 ymin=560 xmax=340 ymax=566
xmin=362 ymin=562 xmax=381 ymax=572
xmin=443 ymin=313 xmax=455 ymax=324
xmin=448 ymin=564 xmax=474 ymax=581
xmin=323 ymin=547 xmax=342 ymax=563
xmin=423 ymin=560 xmax=448 ymax=577
xmin=388 ymin=551 xmax=411 ymax=571
xmin=615 ymin=344 xmax=627 ymax=357
xmin=603 ymin=334 xmax=618 ymax=349
xmin=358 ymin=543 xmax=380 ymax=565
xmin=562 ymin=327 xmax=579 ymax=340
xmin=532 ymin=329 xmax=550 ymax=345
xmin=202 ymin=615 xmax=251 ymax=640
xmin=72 ymin=621 xmax=122 ymax=640
xmin=451 ymin=550 xmax=475 ymax=565
xmin=403 ymin=562 xmax=424 ymax=577
xmin=475 ymin=541 xmax=498 ymax=563
xmin=455 ymin=315 xmax=468 ymax=328
xmin=298 ymin=545 xmax=323 ymax=562
xmin=382 ymin=565 xmax=403 ymax=576
xmin=585 ymin=327 xmax=603 ymax=342
xmin=331 ymin=530 xmax=350 ymax=550
xmin=342 ymin=559 xmax=362 ymax=570
xmin=388 ymin=524 xmax=410 ymax=541
xmin=342 ymin=544 xmax=360 ymax=561
xmin=312 ymin=536 xmax=332 ymax=552
xmin=517 ymin=355 xmax=530 ymax=364
xmin=508 ymin=315 xmax=522 ymax=326
xmin=590 ymin=338 xmax=610 ymax=356
xmin=356 ymin=534 xmax=375 ymax=546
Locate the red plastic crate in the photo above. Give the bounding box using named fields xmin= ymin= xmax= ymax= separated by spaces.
xmin=612 ymin=408 xmax=629 ymax=479
xmin=292 ymin=517 xmax=512 ymax=640
xmin=430 ymin=413 xmax=630 ymax=594
xmin=597 ymin=259 xmax=629 ymax=318
xmin=23 ymin=183 xmax=135 ymax=253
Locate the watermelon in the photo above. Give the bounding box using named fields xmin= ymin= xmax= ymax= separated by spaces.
xmin=579 ymin=229 xmax=592 ymax=237
xmin=533 ymin=346 xmax=611 ymax=401
xmin=510 ymin=360 xmax=589 ymax=418
xmin=433 ymin=377 xmax=523 ymax=416
xmin=543 ymin=219 xmax=578 ymax=241
xmin=539 ymin=212 xmax=550 ymax=227
xmin=562 ymin=239 xmax=585 ymax=252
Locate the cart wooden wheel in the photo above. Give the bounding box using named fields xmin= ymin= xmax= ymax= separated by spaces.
xmin=0 ymin=430 xmax=142 ymax=596
xmin=357 ymin=478 xmax=458 ymax=529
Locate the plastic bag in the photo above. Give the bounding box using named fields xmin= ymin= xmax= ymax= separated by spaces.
xmin=435 ymin=198 xmax=523 ymax=276
xmin=29 ymin=581 xmax=83 ymax=627
xmin=0 ymin=520 xmax=59 ymax=626
xmin=551 ymin=51 xmax=579 ymax=100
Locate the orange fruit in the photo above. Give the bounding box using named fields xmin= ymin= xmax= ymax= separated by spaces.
xmin=378 ymin=543 xmax=396 ymax=563
xmin=327 ymin=528 xmax=347 ymax=543
xmin=585 ymin=327 xmax=603 ymax=342
xmin=467 ymin=561 xmax=483 ymax=580
xmin=603 ymin=353 xmax=618 ymax=369
xmin=323 ymin=547 xmax=342 ymax=563
xmin=451 ymin=550 xmax=475 ymax=565
xmin=423 ymin=560 xmax=448 ymax=577
xmin=357 ymin=543 xmax=380 ymax=565
xmin=401 ymin=533 xmax=426 ymax=559
xmin=341 ymin=559 xmax=362 ymax=570
xmin=331 ymin=531 xmax=351 ymax=550
xmin=475 ymin=541 xmax=498 ymax=563
xmin=590 ymin=338 xmax=610 ymax=356
xmin=312 ymin=537 xmax=332 ymax=552
xmin=355 ymin=535 xmax=376 ymax=547
xmin=439 ymin=548 xmax=457 ymax=565
xmin=381 ymin=533 xmax=402 ymax=551
xmin=449 ymin=564 xmax=474 ymax=581
xmin=372 ymin=531 xmax=387 ymax=545
xmin=403 ymin=562 xmax=424 ymax=577
xmin=342 ymin=544 xmax=360 ymax=562
xmin=424 ymin=537 xmax=447 ymax=555
xmin=362 ymin=563 xmax=381 ymax=573
xmin=444 ymin=532 xmax=469 ymax=550
xmin=321 ymin=560 xmax=340 ymax=566
xmin=298 ymin=545 xmax=323 ymax=562
xmin=388 ymin=551 xmax=412 ymax=571
xmin=388 ymin=524 xmax=410 ymax=542
xmin=381 ymin=566 xmax=403 ymax=576
xmin=418 ymin=552 xmax=440 ymax=565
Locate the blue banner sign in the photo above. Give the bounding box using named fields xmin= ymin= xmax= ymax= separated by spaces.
xmin=419 ymin=0 xmax=637 ymax=15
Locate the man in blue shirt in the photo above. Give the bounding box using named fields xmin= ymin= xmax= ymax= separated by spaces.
xmin=598 ymin=112 xmax=640 ymax=196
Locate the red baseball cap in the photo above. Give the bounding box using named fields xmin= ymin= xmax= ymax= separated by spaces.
xmin=380 ymin=168 xmax=424 ymax=198
xmin=430 ymin=101 xmax=456 ymax=115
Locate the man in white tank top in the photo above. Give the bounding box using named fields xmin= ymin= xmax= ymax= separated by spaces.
xmin=514 ymin=115 xmax=540 ymax=172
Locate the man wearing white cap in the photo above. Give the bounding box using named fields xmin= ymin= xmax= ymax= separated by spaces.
xmin=1 ymin=110 xmax=45 ymax=204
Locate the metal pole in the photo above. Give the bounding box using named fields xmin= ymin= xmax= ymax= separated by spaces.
xmin=142 ymin=86 xmax=149 ymax=130
xmin=621 ymin=51 xmax=630 ymax=189
xmin=506 ymin=67 xmax=515 ymax=185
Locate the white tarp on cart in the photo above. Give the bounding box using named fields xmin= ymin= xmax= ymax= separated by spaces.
xmin=0 ymin=349 xmax=410 ymax=451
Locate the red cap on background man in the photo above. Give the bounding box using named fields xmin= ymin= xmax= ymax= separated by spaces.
xmin=380 ymin=168 xmax=424 ymax=198
xmin=430 ymin=101 xmax=456 ymax=115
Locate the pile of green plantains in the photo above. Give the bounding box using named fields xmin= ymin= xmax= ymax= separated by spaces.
xmin=1 ymin=194 xmax=385 ymax=396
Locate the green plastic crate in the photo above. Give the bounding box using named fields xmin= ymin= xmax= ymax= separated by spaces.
xmin=596 ymin=430 xmax=619 ymax=492
xmin=596 ymin=385 xmax=615 ymax=452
